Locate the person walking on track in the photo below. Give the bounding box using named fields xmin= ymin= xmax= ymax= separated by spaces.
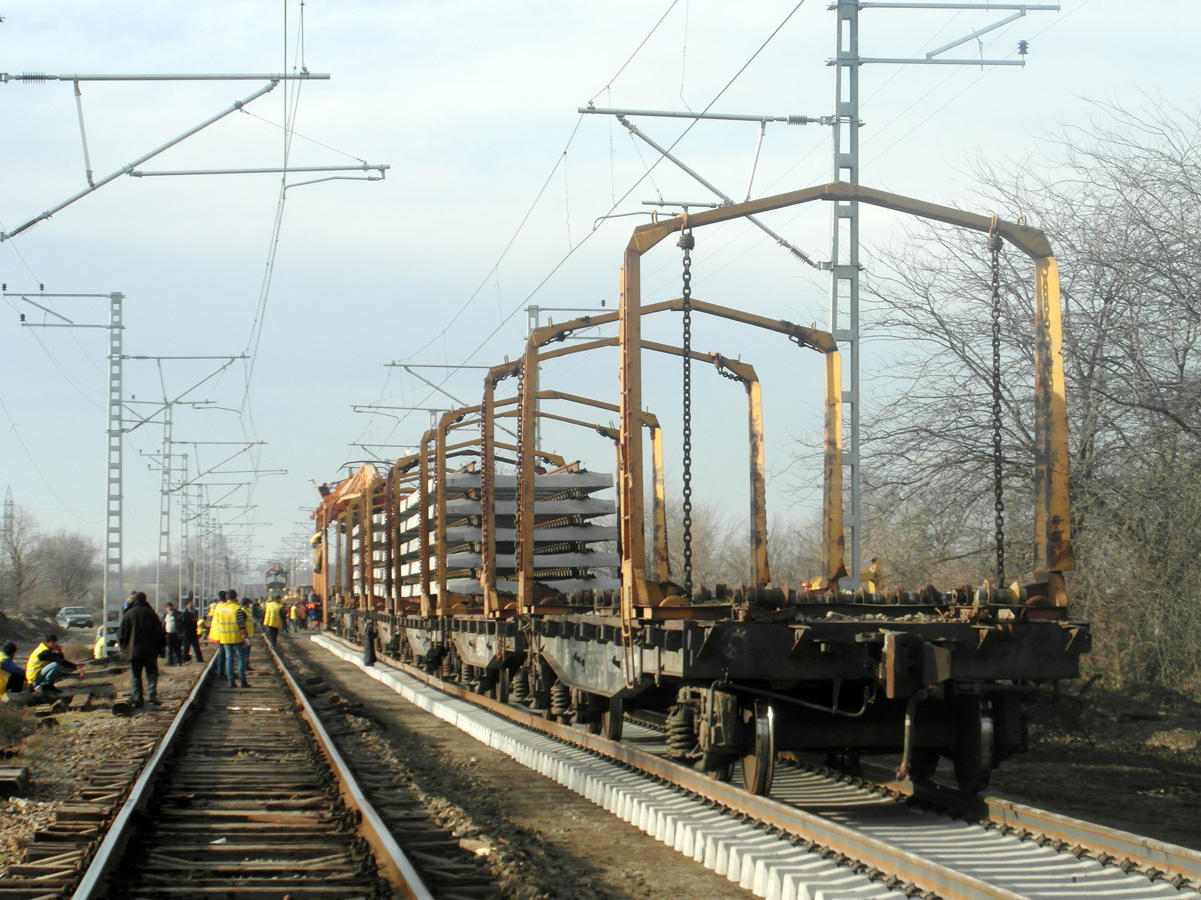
xmin=262 ymin=594 xmax=284 ymax=648
xmin=180 ymin=600 xmax=203 ymax=663
xmin=211 ymin=591 xmax=249 ymax=688
xmin=118 ymin=591 xmax=166 ymax=708
xmin=239 ymin=595 xmax=256 ymax=673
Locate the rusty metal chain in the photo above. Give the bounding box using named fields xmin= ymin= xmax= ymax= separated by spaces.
xmin=679 ymin=224 xmax=695 ymax=598
xmin=988 ymin=230 xmax=1006 ymax=588
xmin=514 ymin=368 xmax=525 ymax=578
xmin=715 ymin=363 xmax=742 ymax=383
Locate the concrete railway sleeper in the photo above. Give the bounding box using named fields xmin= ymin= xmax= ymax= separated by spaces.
xmin=315 ymin=631 xmax=1201 ymax=900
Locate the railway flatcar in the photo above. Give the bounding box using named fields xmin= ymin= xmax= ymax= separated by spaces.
xmin=311 ymin=183 xmax=1089 ymax=796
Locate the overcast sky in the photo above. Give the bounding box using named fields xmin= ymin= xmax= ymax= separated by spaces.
xmin=0 ymin=0 xmax=1191 ymax=596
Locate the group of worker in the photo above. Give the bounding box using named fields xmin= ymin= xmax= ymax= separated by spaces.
xmin=1 ymin=635 xmax=86 ymax=695
xmin=0 ymin=588 xmax=324 ymax=708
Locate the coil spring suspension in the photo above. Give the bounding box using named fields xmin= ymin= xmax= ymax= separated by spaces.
xmin=510 ymin=667 xmax=531 ymax=703
xmin=550 ymin=681 xmax=571 ymax=717
xmin=665 ymin=703 xmax=697 ymax=757
xmin=441 ymin=655 xmax=456 ymax=681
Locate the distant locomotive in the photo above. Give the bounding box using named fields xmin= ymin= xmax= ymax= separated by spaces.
xmin=265 ymin=564 xmax=288 ymax=597
xmin=311 ymin=184 xmax=1090 ymax=796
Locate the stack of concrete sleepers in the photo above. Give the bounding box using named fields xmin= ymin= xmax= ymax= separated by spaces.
xmin=392 ymin=469 xmax=618 ymax=600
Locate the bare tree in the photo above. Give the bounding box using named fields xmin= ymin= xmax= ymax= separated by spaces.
xmin=663 ymin=498 xmax=749 ymax=590
xmin=860 ymin=97 xmax=1201 ymax=689
xmin=37 ymin=529 xmax=100 ymax=604
xmin=0 ymin=504 xmax=41 ymax=610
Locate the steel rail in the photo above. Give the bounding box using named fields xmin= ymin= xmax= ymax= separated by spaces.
xmin=72 ymin=654 xmax=218 ymax=898
xmin=265 ymin=638 xmax=434 ymax=899
xmin=72 ymin=645 xmax=433 ymax=900
xmin=847 ymin=757 xmax=1201 ymax=887
xmin=325 ymin=634 xmax=1022 ymax=900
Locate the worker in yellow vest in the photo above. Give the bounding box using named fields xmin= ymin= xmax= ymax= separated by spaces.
xmin=1 ymin=642 xmax=25 ymax=693
xmin=26 ymin=634 xmax=85 ymax=694
xmin=262 ymin=595 xmax=284 ymax=647
xmin=211 ymin=591 xmax=248 ymax=688
xmin=207 ymin=591 xmax=228 ymax=678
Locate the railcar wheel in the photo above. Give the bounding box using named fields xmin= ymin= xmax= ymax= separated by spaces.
xmin=952 ymin=697 xmax=995 ymax=795
xmin=601 ymin=698 xmax=624 ymax=741
xmin=740 ymin=701 xmax=775 ymax=796
xmin=492 ymin=668 xmax=510 ymax=704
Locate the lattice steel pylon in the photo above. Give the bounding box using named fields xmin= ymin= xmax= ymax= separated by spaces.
xmin=831 ymin=1 xmax=862 ymax=587
xmin=103 ymin=292 xmax=125 ymax=629
xmin=155 ymin=412 xmax=173 ymax=609
xmin=830 ymin=0 xmax=1057 ymax=587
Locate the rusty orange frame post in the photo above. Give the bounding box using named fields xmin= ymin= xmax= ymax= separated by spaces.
xmin=485 ymin=333 xmax=779 ymax=612
xmin=427 ymin=406 xmax=567 ymax=615
xmin=506 ymin=301 xmax=841 ymax=617
xmin=431 ymin=399 xmax=635 ymax=615
xmin=619 ymin=181 xmax=1072 ymax=614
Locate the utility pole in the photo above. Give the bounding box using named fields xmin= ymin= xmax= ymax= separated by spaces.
xmin=9 ymin=289 xmax=125 ymax=632
xmin=829 ymin=1 xmax=1058 ymax=587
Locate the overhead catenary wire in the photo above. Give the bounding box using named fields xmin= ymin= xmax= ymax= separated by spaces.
xmin=0 ymin=393 xmax=98 ymax=523
xmin=388 ymin=0 xmax=714 ymax=390
xmin=588 ymin=0 xmax=683 ymax=107
xmin=380 ymin=1 xmax=811 ymax=443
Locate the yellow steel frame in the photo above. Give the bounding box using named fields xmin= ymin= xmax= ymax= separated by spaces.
xmin=618 ymin=182 xmax=1072 ymax=618
xmin=486 ymin=330 xmax=785 ymax=613
xmin=506 ymin=299 xmax=842 ymax=620
xmin=421 ymin=394 xmax=654 ymax=616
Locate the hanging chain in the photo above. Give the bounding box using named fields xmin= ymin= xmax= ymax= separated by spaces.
xmin=988 ymin=228 xmax=1006 ymax=588
xmin=679 ymin=224 xmax=695 ymax=598
xmin=514 ymin=369 xmax=525 ymax=578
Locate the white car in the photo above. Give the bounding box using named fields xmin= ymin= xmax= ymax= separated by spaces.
xmin=56 ymin=606 xmax=95 ymax=629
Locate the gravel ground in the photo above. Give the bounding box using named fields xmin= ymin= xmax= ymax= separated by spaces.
xmin=2 ymin=626 xmax=1199 ymax=896
xmin=0 ymin=649 xmax=205 ymax=879
xmin=282 ymin=636 xmax=755 ymax=899
xmin=987 ymin=681 xmax=1201 ymax=850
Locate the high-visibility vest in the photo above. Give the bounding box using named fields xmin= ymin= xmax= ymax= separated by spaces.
xmin=289 ymin=603 xmax=300 ymax=620
xmin=241 ymin=607 xmax=256 ymax=637
xmin=26 ymin=642 xmax=50 ymax=683
xmin=263 ymin=601 xmax=283 ymax=628
xmin=212 ymin=602 xmax=244 ymax=644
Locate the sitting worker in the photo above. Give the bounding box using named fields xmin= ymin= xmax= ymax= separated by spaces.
xmin=26 ymin=634 xmax=85 ymax=694
xmin=1 ymin=642 xmax=26 ymax=693
xmin=93 ymin=627 xmax=107 ymax=661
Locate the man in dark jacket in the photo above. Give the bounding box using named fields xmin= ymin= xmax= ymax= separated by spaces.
xmin=179 ymin=600 xmax=202 ymax=663
xmin=118 ymin=591 xmax=166 ymax=708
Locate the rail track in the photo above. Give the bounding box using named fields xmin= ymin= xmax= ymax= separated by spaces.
xmin=71 ymin=641 xmax=430 ymax=898
xmin=1 ymin=639 xmax=512 ymax=900
xmin=314 ymin=631 xmax=1201 ymax=900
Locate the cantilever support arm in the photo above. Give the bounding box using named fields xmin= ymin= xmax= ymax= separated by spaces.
xmin=1 ymin=81 xmax=280 ymax=241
